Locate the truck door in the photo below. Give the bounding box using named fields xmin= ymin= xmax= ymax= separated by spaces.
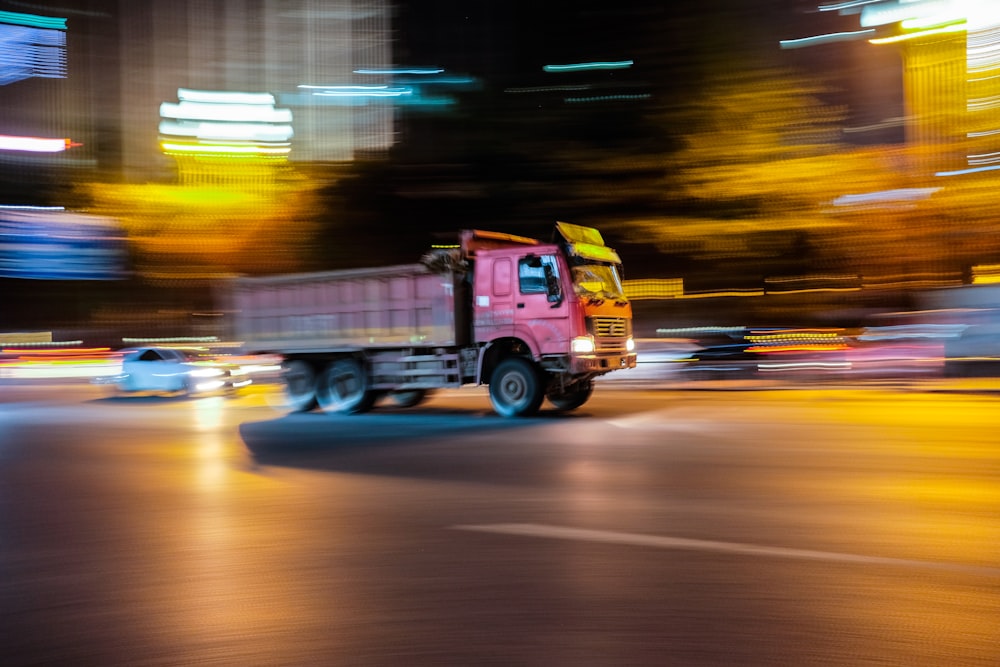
xmin=514 ymin=253 xmax=569 ymax=355
xmin=473 ymin=255 xmax=516 ymax=341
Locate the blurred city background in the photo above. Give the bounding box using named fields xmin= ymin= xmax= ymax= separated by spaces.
xmin=3 ymin=0 xmax=1000 ymax=367
xmin=5 ymin=5 xmax=1000 ymax=664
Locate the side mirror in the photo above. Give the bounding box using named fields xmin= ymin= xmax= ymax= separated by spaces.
xmin=544 ymin=265 xmax=562 ymax=305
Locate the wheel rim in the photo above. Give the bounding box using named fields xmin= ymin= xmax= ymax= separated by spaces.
xmin=316 ymin=359 xmax=371 ymax=413
xmin=500 ymin=373 xmax=528 ymax=404
xmin=489 ymin=358 xmax=542 ymax=417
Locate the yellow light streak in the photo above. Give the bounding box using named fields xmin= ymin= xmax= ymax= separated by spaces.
xmin=678 ymin=290 xmax=766 ymax=299
xmin=161 ymin=142 xmax=291 ymax=155
xmin=902 ymin=16 xmax=965 ymax=31
xmin=869 ymin=23 xmax=967 ymax=45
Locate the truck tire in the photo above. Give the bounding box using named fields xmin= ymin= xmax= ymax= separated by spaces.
xmin=489 ymin=357 xmax=544 ymax=417
xmin=316 ymin=358 xmax=376 ymax=414
xmin=283 ymin=360 xmax=318 ymax=412
xmin=388 ymin=389 xmax=430 ymax=408
xmin=546 ymin=380 xmax=593 ymax=411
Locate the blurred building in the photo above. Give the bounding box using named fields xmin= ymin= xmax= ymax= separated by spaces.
xmin=0 ymin=0 xmax=394 ymax=189
xmin=0 ymin=5 xmax=101 ymax=200
xmin=119 ymin=0 xmax=394 ymax=181
xmin=785 ymin=1 xmax=1000 ymax=175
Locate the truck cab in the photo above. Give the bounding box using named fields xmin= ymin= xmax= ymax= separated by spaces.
xmin=466 ymin=222 xmax=637 ymax=415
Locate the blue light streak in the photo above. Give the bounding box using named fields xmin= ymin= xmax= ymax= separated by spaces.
xmin=936 ymin=164 xmax=1000 ymax=176
xmin=543 ymin=60 xmax=633 ymax=73
xmin=354 ymin=68 xmax=444 ymax=75
xmin=0 ymin=10 xmax=66 ymax=30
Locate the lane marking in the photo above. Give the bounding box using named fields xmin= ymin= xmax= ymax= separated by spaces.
xmin=451 ymin=523 xmax=1000 ymax=577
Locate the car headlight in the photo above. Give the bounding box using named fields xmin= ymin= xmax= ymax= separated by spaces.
xmin=194 ymin=379 xmax=226 ymax=392
xmin=189 ymin=367 xmax=224 ymax=378
xmin=571 ymin=336 xmax=596 ymax=354
xmin=626 ymin=337 xmax=635 ymax=352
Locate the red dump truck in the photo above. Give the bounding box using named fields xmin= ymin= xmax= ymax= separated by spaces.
xmin=230 ymin=222 xmax=636 ymax=417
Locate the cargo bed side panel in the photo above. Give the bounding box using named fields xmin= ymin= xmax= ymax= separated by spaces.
xmin=231 ymin=265 xmax=463 ymax=353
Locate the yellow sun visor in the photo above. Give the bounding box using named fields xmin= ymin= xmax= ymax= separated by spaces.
xmin=556 ymin=221 xmax=621 ymax=264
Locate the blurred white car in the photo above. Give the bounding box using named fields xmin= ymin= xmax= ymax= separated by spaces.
xmin=94 ymin=346 xmax=250 ymax=396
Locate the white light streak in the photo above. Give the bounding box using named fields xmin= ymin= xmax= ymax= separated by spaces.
xmin=966 ymin=150 xmax=1000 ymax=165
xmin=0 ymin=135 xmax=68 ymax=152
xmin=452 ymin=524 xmax=1000 ymax=577
xmin=313 ymin=89 xmax=411 ymax=97
xmin=160 ymin=101 xmax=293 ymax=123
xmin=758 ymin=362 xmax=852 ymax=371
xmin=353 ymin=68 xmax=443 ymax=75
xmin=298 ymin=84 xmax=412 ymax=97
xmin=861 ymin=0 xmax=930 ymax=28
xmin=158 ymin=120 xmax=293 ymax=142
xmin=818 ymin=0 xmax=881 ymax=12
xmin=780 ymin=29 xmax=875 ymax=49
xmin=833 ymin=188 xmax=940 ymax=206
xmin=177 ymin=88 xmax=276 ymax=105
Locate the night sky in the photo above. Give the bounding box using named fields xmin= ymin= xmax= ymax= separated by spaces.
xmin=394 ymin=0 xmax=902 ymax=142
xmin=0 ymin=1 xmax=908 ymax=329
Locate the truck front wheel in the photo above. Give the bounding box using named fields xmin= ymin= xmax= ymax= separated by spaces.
xmin=489 ymin=357 xmax=544 ymax=417
xmin=547 ymin=380 xmax=593 ymax=411
xmin=283 ymin=360 xmax=318 ymax=412
xmin=316 ymin=358 xmax=376 ymax=414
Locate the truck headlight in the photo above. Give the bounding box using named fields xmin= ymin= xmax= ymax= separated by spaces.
xmin=571 ymin=336 xmax=596 ymax=354
xmin=625 ymin=337 xmax=635 ymax=352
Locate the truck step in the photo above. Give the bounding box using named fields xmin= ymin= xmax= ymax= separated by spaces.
xmin=397 ymin=368 xmax=461 ymax=377
xmin=399 ymin=354 xmax=459 ymax=363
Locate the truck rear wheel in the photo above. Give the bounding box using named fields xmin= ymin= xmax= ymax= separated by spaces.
xmin=316 ymin=358 xmax=376 ymax=414
xmin=489 ymin=357 xmax=544 ymax=417
xmin=547 ymin=380 xmax=593 ymax=411
xmin=388 ymin=389 xmax=430 ymax=408
xmin=283 ymin=360 xmax=318 ymax=412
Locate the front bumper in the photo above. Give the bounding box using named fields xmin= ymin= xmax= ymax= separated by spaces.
xmin=570 ymin=352 xmax=637 ymax=375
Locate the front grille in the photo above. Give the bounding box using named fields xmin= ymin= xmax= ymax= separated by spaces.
xmin=593 ymin=317 xmax=628 ymax=338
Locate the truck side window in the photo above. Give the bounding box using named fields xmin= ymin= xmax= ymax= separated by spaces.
xmin=519 ymin=255 xmax=558 ymax=294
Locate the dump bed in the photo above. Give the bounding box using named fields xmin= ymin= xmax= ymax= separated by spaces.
xmin=230 ymin=264 xmax=467 ymax=354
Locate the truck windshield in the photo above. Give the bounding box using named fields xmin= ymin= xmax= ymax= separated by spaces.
xmin=572 ymin=264 xmax=625 ymax=300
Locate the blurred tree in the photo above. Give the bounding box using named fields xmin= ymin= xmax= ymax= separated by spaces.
xmin=610 ymin=64 xmax=924 ymax=285
xmin=85 ymin=176 xmax=323 ymax=278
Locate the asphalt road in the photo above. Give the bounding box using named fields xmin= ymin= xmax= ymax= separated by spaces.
xmin=1 ymin=381 xmax=999 ymax=666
